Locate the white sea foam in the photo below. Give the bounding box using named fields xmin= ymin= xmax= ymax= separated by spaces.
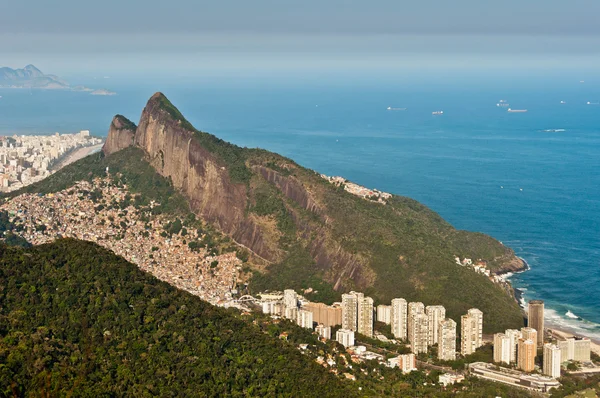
xmin=542 ymin=129 xmax=566 ymax=133
xmin=543 ymin=307 xmax=600 ymax=341
xmin=565 ymin=310 xmax=580 ymax=319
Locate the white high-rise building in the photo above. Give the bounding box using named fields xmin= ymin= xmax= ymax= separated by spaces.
xmin=297 ymin=309 xmax=314 ymax=329
xmin=493 ymin=333 xmax=512 ymax=365
xmin=505 ymin=329 xmax=522 ymax=363
xmin=358 ymin=296 xmax=374 ymax=337
xmin=426 ymin=305 xmax=446 ymax=346
xmin=342 ymin=292 xmax=374 ymax=337
xmin=408 ymin=302 xmax=425 ymax=339
xmin=391 ymin=298 xmax=408 ymax=340
xmin=543 ymin=343 xmax=562 ymax=378
xmin=315 ymin=324 xmax=331 ymax=340
xmin=283 ymin=289 xmax=298 ymax=311
xmin=408 ymin=313 xmax=429 ymax=354
xmin=438 ymin=318 xmax=457 ymax=361
xmin=336 ymin=329 xmax=355 ymax=348
xmin=377 ymin=305 xmax=392 ymax=325
xmin=341 ymin=293 xmax=359 ymax=331
xmin=284 ymin=307 xmax=298 ymax=321
xmin=559 ymin=337 xmax=591 ymax=362
xmin=461 ymin=308 xmax=483 ymax=355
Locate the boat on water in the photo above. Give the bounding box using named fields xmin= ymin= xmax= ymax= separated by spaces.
xmin=387 ymin=106 xmax=406 ymax=111
xmin=560 ymin=101 xmax=566 ymax=104
xmin=587 ymin=101 xmax=599 ymax=105
xmin=497 ymin=103 xmax=510 ymax=107
xmin=507 ymin=108 xmax=527 ymax=113
xmin=432 ymin=111 xmax=444 ymax=115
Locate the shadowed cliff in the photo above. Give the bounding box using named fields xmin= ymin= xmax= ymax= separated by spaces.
xmin=97 ymin=92 xmax=526 ymax=332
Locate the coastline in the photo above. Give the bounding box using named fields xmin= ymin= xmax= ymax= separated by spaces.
xmin=505 ymin=257 xmax=600 ymax=355
xmin=51 ymin=143 xmax=103 ymax=171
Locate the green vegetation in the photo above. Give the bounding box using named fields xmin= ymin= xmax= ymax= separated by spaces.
xmin=0 ymin=239 xmax=356 ymax=397
xmin=9 ymin=93 xmax=526 ymax=334
xmin=4 ymin=147 xmax=187 ymax=215
xmin=552 ymin=374 xmax=600 ymax=397
xmin=155 ymin=93 xmax=252 ymax=184
xmin=113 ymin=114 xmax=137 ymax=131
xmin=0 ymin=210 xmax=31 ymax=248
xmin=146 ymin=93 xmax=525 ymax=331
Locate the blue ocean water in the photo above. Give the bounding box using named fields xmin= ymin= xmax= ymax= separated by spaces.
xmin=1 ymin=74 xmax=599 ymax=338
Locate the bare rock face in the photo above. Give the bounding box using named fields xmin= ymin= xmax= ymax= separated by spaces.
xmin=102 ymin=115 xmax=137 ymax=156
xmin=133 ymin=93 xmax=277 ymax=262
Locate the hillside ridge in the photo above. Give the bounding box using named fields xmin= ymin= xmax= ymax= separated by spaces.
xmin=21 ymin=92 xmax=525 ymax=332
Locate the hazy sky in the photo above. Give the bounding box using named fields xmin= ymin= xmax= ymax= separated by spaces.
xmin=2 ymin=0 xmax=600 ymax=75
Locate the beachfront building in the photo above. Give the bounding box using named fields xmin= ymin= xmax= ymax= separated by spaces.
xmin=438 ymin=318 xmax=457 ymax=361
xmin=391 ymin=298 xmax=408 ymax=340
xmin=518 ymin=338 xmax=536 ymax=372
xmin=505 ymin=329 xmax=523 ymax=363
xmin=558 ymin=337 xmax=591 ymax=362
xmin=377 ymin=304 xmax=391 ymax=325
xmin=528 ymin=300 xmax=545 ymax=346
xmin=494 ymin=333 xmax=512 ymax=365
xmin=543 ymin=344 xmax=562 ymax=378
xmin=461 ymin=308 xmax=483 ymax=355
xmin=426 ymin=305 xmax=446 ymax=346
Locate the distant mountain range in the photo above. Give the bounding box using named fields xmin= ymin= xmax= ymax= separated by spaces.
xmin=0 ymin=64 xmax=116 ymax=95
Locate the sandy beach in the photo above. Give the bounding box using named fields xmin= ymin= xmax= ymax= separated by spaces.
xmin=52 ymin=143 xmax=103 ymax=170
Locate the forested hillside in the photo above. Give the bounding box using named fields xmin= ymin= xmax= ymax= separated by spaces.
xmin=0 ymin=239 xmax=356 ymax=397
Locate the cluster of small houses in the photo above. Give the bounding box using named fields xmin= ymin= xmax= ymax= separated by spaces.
xmin=0 ymin=177 xmax=242 ymax=306
xmin=321 ymin=174 xmax=392 ymax=204
xmin=454 ymin=256 xmax=491 ymax=276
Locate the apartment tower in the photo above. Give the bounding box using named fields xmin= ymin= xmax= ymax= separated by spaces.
xmin=426 ymin=305 xmax=446 ymax=346
xmin=518 ymin=338 xmax=536 ymax=372
xmin=461 ymin=308 xmax=483 ymax=355
xmin=528 ymin=300 xmax=545 ymax=346
xmin=438 ymin=318 xmax=457 ymax=361
xmin=391 ymin=298 xmax=408 ymax=340
xmin=493 ymin=333 xmax=511 ymax=364
xmin=543 ymin=343 xmax=562 ymax=378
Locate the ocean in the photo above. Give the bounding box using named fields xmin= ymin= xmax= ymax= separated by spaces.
xmin=1 ymin=72 xmax=599 ymax=339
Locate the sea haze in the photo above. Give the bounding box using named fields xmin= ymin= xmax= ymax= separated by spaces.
xmin=1 ymin=72 xmax=599 ymax=339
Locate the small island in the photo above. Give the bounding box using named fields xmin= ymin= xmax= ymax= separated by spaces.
xmin=90 ymin=89 xmax=117 ymax=96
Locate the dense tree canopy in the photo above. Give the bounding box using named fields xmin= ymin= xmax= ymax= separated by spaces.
xmin=0 ymin=239 xmax=356 ymax=397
